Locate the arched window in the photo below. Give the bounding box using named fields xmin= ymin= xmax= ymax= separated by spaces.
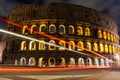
xmin=78 ymin=41 xmax=84 ymax=51
xmin=39 ymin=24 xmax=47 ymax=33
xmin=111 ymin=34 xmax=114 ymax=41
xmin=99 ymin=43 xmax=104 ymax=52
xmin=29 ymin=41 xmax=36 ymax=50
xmin=49 ymin=40 xmax=56 ymax=50
xmin=69 ymin=41 xmax=75 ymax=50
xmin=85 ymin=27 xmax=90 ymax=36
xmin=113 ymin=35 xmax=116 ymax=42
xmin=86 ymin=42 xmax=91 ymax=51
xmin=30 ymin=25 xmax=37 ymax=34
xmin=112 ymin=45 xmax=115 ymax=53
xmin=28 ymin=57 xmax=36 ymax=66
xmin=68 ymin=25 xmax=74 ymax=34
xmin=108 ymin=32 xmax=110 ymax=40
xmin=77 ymin=26 xmax=83 ymax=35
xmin=109 ymin=45 xmax=112 ymax=53
xmin=98 ymin=30 xmax=102 ymax=38
xmin=59 ymin=40 xmax=66 ymax=50
xmin=39 ymin=40 xmax=46 ymax=50
xmin=103 ymin=31 xmax=107 ymax=39
xmin=105 ymin=44 xmax=108 ymax=53
xmin=21 ymin=41 xmax=26 ymax=50
xmin=93 ymin=43 xmax=98 ymax=51
xmin=49 ymin=24 xmax=56 ymax=33
xmin=22 ymin=26 xmax=29 ymax=35
xmin=59 ymin=25 xmax=65 ymax=34
xmin=20 ymin=57 xmax=26 ymax=65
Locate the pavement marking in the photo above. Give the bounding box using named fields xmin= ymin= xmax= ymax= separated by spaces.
xmin=19 ymin=74 xmax=91 ymax=80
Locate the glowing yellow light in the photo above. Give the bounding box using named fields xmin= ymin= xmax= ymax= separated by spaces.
xmin=0 ymin=29 xmax=88 ymax=56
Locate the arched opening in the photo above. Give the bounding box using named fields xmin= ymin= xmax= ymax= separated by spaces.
xmin=111 ymin=34 xmax=114 ymax=41
xmin=69 ymin=58 xmax=75 ymax=67
xmin=69 ymin=41 xmax=75 ymax=50
xmin=22 ymin=26 xmax=29 ymax=35
xmin=39 ymin=24 xmax=47 ymax=33
xmin=58 ymin=58 xmax=65 ymax=67
xmin=98 ymin=29 xmax=102 ymax=38
xmin=105 ymin=44 xmax=108 ymax=53
xmin=86 ymin=42 xmax=91 ymax=51
xmin=39 ymin=40 xmax=46 ymax=50
xmin=48 ymin=58 xmax=56 ymax=67
xmin=94 ymin=58 xmax=99 ymax=67
xmin=28 ymin=57 xmax=36 ymax=66
xmin=78 ymin=41 xmax=84 ymax=51
xmin=86 ymin=58 xmax=92 ymax=66
xmin=85 ymin=27 xmax=90 ymax=36
xmin=59 ymin=40 xmax=66 ymax=50
xmin=99 ymin=43 xmax=104 ymax=52
xmin=100 ymin=58 xmax=105 ymax=66
xmin=38 ymin=58 xmax=45 ymax=67
xmin=109 ymin=45 xmax=112 ymax=54
xmin=93 ymin=42 xmax=98 ymax=51
xmin=77 ymin=26 xmax=83 ymax=35
xmin=103 ymin=31 xmax=107 ymax=39
xmin=21 ymin=41 xmax=26 ymax=50
xmin=20 ymin=57 xmax=26 ymax=66
xmin=29 ymin=41 xmax=36 ymax=50
xmin=108 ymin=32 xmax=110 ymax=40
xmin=49 ymin=24 xmax=56 ymax=33
xmin=68 ymin=25 xmax=74 ymax=34
xmin=30 ymin=25 xmax=37 ymax=34
xmin=49 ymin=40 xmax=56 ymax=50
xmin=78 ymin=58 xmax=84 ymax=67
xmin=59 ymin=25 xmax=65 ymax=34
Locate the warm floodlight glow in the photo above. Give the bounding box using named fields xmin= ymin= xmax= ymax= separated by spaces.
xmin=0 ymin=17 xmax=109 ymax=59
xmin=0 ymin=29 xmax=88 ymax=56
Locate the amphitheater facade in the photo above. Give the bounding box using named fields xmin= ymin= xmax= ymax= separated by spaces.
xmin=2 ymin=3 xmax=120 ymax=67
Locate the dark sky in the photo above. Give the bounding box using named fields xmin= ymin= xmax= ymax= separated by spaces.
xmin=0 ymin=0 xmax=120 ymax=34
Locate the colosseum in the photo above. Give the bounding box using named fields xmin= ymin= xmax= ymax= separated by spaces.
xmin=2 ymin=2 xmax=120 ymax=67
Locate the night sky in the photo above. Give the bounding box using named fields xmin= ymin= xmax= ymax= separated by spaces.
xmin=0 ymin=0 xmax=120 ymax=34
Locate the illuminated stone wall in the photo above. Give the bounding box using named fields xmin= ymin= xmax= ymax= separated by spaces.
xmin=3 ymin=3 xmax=120 ymax=67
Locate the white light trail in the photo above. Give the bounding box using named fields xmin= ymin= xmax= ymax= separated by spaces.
xmin=0 ymin=29 xmax=89 ymax=56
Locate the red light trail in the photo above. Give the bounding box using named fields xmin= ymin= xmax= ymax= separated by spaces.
xmin=0 ymin=17 xmax=108 ymax=59
xmin=0 ymin=65 xmax=110 ymax=72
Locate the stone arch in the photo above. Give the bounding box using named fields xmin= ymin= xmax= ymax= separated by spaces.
xmin=20 ymin=57 xmax=26 ymax=65
xmin=100 ymin=58 xmax=105 ymax=66
xmin=28 ymin=57 xmax=36 ymax=66
xmin=94 ymin=58 xmax=99 ymax=67
xmin=78 ymin=58 xmax=85 ymax=66
xmin=49 ymin=24 xmax=56 ymax=33
xmin=48 ymin=58 xmax=56 ymax=67
xmin=69 ymin=58 xmax=75 ymax=67
xmin=86 ymin=58 xmax=92 ymax=66
xmin=38 ymin=57 xmax=45 ymax=67
xmin=58 ymin=57 xmax=66 ymax=66
xmin=69 ymin=41 xmax=75 ymax=50
xmin=59 ymin=25 xmax=65 ymax=34
xmin=39 ymin=24 xmax=47 ymax=33
xmin=30 ymin=24 xmax=37 ymax=34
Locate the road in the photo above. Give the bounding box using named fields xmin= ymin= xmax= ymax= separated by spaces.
xmin=0 ymin=69 xmax=120 ymax=80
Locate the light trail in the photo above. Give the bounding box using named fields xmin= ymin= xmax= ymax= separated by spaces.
xmin=0 ymin=17 xmax=108 ymax=59
xmin=0 ymin=29 xmax=89 ymax=56
xmin=0 ymin=65 xmax=110 ymax=72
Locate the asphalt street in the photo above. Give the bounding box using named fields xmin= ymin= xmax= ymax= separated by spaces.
xmin=0 ymin=69 xmax=120 ymax=80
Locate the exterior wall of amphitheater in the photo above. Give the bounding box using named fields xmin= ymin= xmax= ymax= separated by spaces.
xmin=2 ymin=3 xmax=120 ymax=67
